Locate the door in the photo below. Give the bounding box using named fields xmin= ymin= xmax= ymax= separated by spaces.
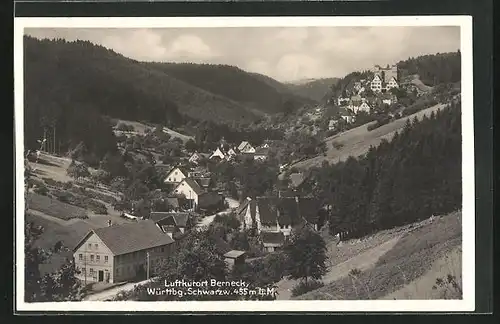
xmin=98 ymin=270 xmax=104 ymax=282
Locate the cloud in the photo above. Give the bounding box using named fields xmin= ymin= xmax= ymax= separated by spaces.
xmin=164 ymin=34 xmax=217 ymax=61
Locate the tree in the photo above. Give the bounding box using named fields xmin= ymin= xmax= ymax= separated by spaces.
xmin=185 ymin=139 xmax=197 ymax=153
xmin=285 ymin=225 xmax=327 ymax=284
xmin=25 ymin=220 xmax=85 ymax=302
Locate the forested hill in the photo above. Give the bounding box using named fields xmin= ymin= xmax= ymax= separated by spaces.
xmin=24 ymin=36 xmax=263 ymax=127
xmin=303 ymin=99 xmax=462 ymax=239
xmin=143 ymin=62 xmax=316 ymax=114
xmin=397 ymin=51 xmax=461 ymax=86
xmin=285 ymin=78 xmax=341 ymax=102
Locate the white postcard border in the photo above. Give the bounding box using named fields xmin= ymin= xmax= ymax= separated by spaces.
xmin=14 ymin=15 xmax=474 ymax=313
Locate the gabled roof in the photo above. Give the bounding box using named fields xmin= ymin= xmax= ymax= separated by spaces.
xmin=261 ymin=231 xmax=285 ymax=245
xmin=236 ymin=197 xmax=252 ymax=215
xmin=75 ymin=220 xmax=175 ymax=256
xmin=224 ymin=250 xmax=246 ymax=259
xmin=237 ymin=141 xmax=252 ymax=151
xmin=150 ymin=212 xmax=191 ymax=227
xmin=254 ymin=147 xmax=269 ymax=156
xmin=176 ymin=178 xmax=204 ymax=196
xmin=166 ymin=166 xmax=189 ymax=178
xmin=194 ymin=177 xmax=211 ymax=188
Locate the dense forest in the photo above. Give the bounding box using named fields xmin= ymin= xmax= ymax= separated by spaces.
xmin=23 ymin=36 xmax=308 ymax=160
xmin=303 ymin=99 xmax=461 ymax=239
xmin=284 ymin=78 xmax=341 ymax=102
xmin=145 ymin=62 xmax=315 ymax=114
xmin=397 ymin=51 xmax=461 ymax=86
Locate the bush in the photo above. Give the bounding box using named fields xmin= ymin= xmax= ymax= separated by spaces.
xmin=331 ymin=141 xmax=344 ymax=150
xmin=367 ymin=116 xmax=391 ymax=131
xmin=33 ymin=185 xmax=49 ymax=196
xmin=291 ymin=280 xmax=325 ymax=297
xmin=51 ymin=189 xmax=108 ymax=214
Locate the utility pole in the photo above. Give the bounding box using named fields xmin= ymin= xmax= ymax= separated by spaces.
xmin=146 ymin=252 xmax=150 ymax=280
xmin=84 ymin=244 xmax=87 ymax=286
xmin=53 ymin=125 xmax=56 ymax=155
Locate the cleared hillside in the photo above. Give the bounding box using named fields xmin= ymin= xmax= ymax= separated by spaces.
xmin=292 ymin=103 xmax=446 ymax=170
xmin=295 ymin=211 xmax=462 ymax=300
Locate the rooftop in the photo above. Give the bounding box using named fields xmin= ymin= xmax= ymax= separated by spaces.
xmin=224 ymin=250 xmax=246 ymax=259
xmin=77 ymin=220 xmax=175 ymax=256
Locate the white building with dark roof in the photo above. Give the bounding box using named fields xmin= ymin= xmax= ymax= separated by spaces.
xmin=73 ymin=220 xmax=176 ymax=284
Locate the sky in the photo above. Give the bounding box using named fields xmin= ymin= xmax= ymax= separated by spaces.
xmin=25 ymin=26 xmax=460 ymax=83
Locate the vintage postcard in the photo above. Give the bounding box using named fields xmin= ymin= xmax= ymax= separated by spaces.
xmin=14 ymin=16 xmax=474 ymax=313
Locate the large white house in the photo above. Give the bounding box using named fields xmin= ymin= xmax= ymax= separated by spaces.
xmin=370 ymin=74 xmax=383 ymax=92
xmin=73 ymin=220 xmax=176 ymax=284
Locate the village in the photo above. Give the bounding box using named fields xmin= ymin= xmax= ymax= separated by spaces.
xmin=23 ymin=44 xmax=463 ymax=302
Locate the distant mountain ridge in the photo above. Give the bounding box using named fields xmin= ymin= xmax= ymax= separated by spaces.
xmin=285 ymin=78 xmax=341 ymax=102
xmin=24 ymin=36 xmax=316 ymax=129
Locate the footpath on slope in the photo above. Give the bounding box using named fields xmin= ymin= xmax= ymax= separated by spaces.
xmin=275 ymin=236 xmax=402 ymax=300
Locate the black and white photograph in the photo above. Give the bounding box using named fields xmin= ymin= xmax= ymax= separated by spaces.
xmin=15 ymin=16 xmax=474 ymax=312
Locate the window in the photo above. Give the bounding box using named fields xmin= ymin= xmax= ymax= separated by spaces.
xmin=94 ymin=244 xmax=98 ymax=249
xmin=90 ymin=255 xmax=94 ymax=262
xmin=88 ymin=243 xmax=92 ymax=249
xmin=79 ymin=254 xmax=83 ymax=261
xmin=174 ymin=171 xmax=178 ymax=175
xmin=96 ymin=255 xmax=100 ymax=262
xmin=161 ymin=247 xmax=165 ymax=253
xmin=116 ymin=268 xmax=120 ymax=275
xmin=104 ymin=256 xmax=108 ymax=263
xmin=89 ymin=268 xmax=94 ymax=276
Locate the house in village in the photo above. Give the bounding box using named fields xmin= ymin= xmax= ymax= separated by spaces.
xmin=172 ymin=178 xmax=204 ymax=210
xmin=337 ymin=97 xmax=350 ymax=106
xmin=339 ymin=107 xmax=356 ymax=124
xmin=209 ymin=147 xmax=227 ymax=161
xmin=358 ymin=101 xmax=371 ymax=113
xmin=386 ymin=77 xmax=399 ymax=91
xmin=328 ymin=119 xmax=339 ymax=131
xmin=253 ymin=147 xmax=269 ymax=161
xmin=370 ymin=74 xmax=383 ymax=93
xmin=163 ymin=166 xmax=188 ymax=185
xmin=73 ymin=220 xmax=176 ymax=284
xmin=224 ymin=250 xmax=246 ymax=270
xmin=172 ymin=178 xmax=223 ymax=213
xmin=261 ymin=232 xmax=285 ymax=252
xmin=188 ymin=152 xmax=210 ymax=165
xmin=370 ymin=64 xmax=399 ymax=93
xmin=149 ymin=212 xmax=194 ymax=237
xmin=236 ymin=196 xmax=323 ymax=242
xmin=237 ymin=141 xmax=256 ymax=154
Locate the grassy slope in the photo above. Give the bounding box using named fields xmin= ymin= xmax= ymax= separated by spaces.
xmin=292 ymin=103 xmax=446 ymax=170
xmin=28 ymin=193 xmax=89 ymax=220
xmin=26 ymin=212 xmax=93 ymax=275
xmin=296 ymin=211 xmax=462 ymax=300
xmin=115 ymin=119 xmax=194 ymax=143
